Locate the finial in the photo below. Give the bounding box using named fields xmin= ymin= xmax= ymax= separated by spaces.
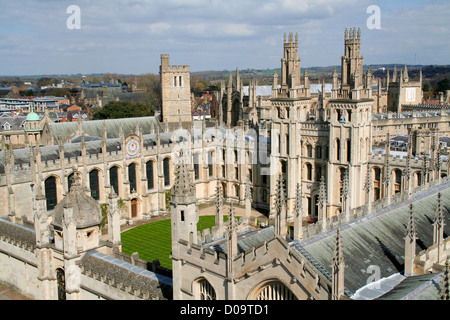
xmin=406 ymin=203 xmax=416 ymax=239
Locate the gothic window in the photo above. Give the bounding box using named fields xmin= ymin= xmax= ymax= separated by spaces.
xmin=315 ymin=165 xmax=322 ymax=182
xmin=110 ymin=166 xmax=119 ymax=196
xmin=234 ymin=184 xmax=240 ymax=198
xmin=89 ymin=169 xmax=100 ymax=200
xmin=45 ymin=176 xmax=58 ymax=211
xmin=208 ymin=151 xmax=214 ymax=178
xmin=373 ymin=167 xmax=381 ymax=182
xmin=346 ymin=139 xmax=351 ymax=162
xmin=68 ymin=173 xmax=75 ymax=192
xmin=128 ymin=163 xmax=137 ymax=193
xmin=316 ymin=146 xmax=322 ymax=159
xmin=336 ymin=139 xmax=341 ymax=161
xmin=193 ymin=154 xmax=200 ymax=180
xmin=306 ymin=163 xmax=312 ymax=181
xmin=56 ymin=268 xmax=66 ymax=301
xmin=374 ymin=188 xmax=380 ymax=201
xmin=254 ymin=281 xmax=297 ymax=300
xmin=307 ymin=145 xmax=313 ymax=158
xmin=146 ymin=161 xmax=155 ymax=190
xmin=339 ymin=167 xmax=347 ymax=182
xmin=416 ymin=172 xmax=422 ymax=186
xmin=197 ymin=279 xmax=216 ymax=300
xmin=286 ymin=134 xmax=289 ymax=155
xmin=163 ymin=158 xmax=171 ymax=187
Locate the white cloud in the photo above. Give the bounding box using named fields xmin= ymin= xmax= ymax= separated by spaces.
xmin=148 ymin=22 xmax=171 ymax=35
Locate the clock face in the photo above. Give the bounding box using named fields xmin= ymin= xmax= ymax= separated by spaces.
xmin=127 ymin=139 xmax=140 ymax=157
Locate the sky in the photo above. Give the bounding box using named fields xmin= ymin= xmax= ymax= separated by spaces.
xmin=0 ymin=0 xmax=449 ymax=76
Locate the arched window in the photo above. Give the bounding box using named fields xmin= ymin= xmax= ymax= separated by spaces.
xmin=89 ymin=169 xmax=100 ymax=200
xmin=110 ymin=166 xmax=119 ymax=196
xmin=208 ymin=151 xmax=214 ymax=178
xmin=306 ymin=163 xmax=312 ymax=181
xmin=316 ymin=146 xmax=322 ymax=159
xmin=146 ymin=161 xmax=155 ymax=190
xmin=315 ymin=165 xmax=322 ymax=182
xmin=163 ymin=158 xmax=171 ymax=187
xmin=336 ymin=139 xmax=341 ymax=161
xmin=307 ymin=145 xmax=313 ymax=158
xmin=234 ymin=184 xmax=240 ymax=198
xmin=193 ymin=154 xmax=200 ymax=180
xmin=45 ymin=176 xmax=58 ymax=211
xmin=197 ymin=279 xmax=216 ymax=300
xmin=253 ymin=281 xmax=297 ymax=300
xmin=346 ymin=139 xmax=351 ymax=162
xmin=128 ymin=163 xmax=137 ymax=193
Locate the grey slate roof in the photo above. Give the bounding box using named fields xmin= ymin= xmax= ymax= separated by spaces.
xmin=297 ymin=180 xmax=450 ymax=296
xmin=206 ymin=226 xmax=275 ymax=254
xmin=46 ymin=116 xmax=161 ymax=143
xmin=81 ymin=250 xmax=172 ymax=300
xmin=0 ymin=217 xmax=36 ymax=250
xmin=376 ymin=272 xmax=444 ymax=300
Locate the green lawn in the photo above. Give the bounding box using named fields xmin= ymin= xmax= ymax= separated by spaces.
xmin=121 ymin=216 xmax=222 ymax=269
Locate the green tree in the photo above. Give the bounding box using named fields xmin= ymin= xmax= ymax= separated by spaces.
xmin=435 ymin=78 xmax=450 ymax=94
xmin=46 ymin=88 xmax=71 ymax=98
xmin=92 ymin=101 xmax=155 ymax=120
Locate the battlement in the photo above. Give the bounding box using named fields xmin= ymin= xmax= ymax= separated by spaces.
xmin=160 ymin=53 xmax=190 ymax=72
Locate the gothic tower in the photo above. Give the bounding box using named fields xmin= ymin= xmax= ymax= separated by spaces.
xmin=341 ymin=27 xmax=363 ymax=90
xmin=160 ymin=54 xmax=192 ymax=123
xmin=170 ymin=151 xmax=198 ymax=300
xmin=328 ymin=28 xmax=373 ymax=216
xmin=281 ymin=32 xmax=301 ymax=90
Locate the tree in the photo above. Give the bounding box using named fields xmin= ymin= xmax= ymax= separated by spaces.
xmin=92 ymin=101 xmax=155 ymax=120
xmin=46 ymin=88 xmax=71 ymax=98
xmin=435 ymin=78 xmax=450 ymax=94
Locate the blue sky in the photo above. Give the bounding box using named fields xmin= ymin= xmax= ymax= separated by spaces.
xmin=0 ymin=0 xmax=449 ymax=76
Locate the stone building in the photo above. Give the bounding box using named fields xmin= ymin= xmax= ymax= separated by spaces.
xmin=0 ymin=27 xmax=450 ymax=300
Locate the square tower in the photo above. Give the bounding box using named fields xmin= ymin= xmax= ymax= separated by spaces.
xmin=341 ymin=28 xmax=363 ymax=89
xmin=160 ymin=54 xmax=192 ymax=123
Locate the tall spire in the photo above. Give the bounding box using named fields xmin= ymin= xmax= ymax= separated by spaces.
xmin=318 ymin=176 xmax=327 ymax=224
xmin=331 ymin=228 xmax=345 ymax=300
xmin=215 ymin=181 xmax=224 ymax=228
xmin=405 ymin=203 xmax=417 ymax=275
xmin=227 ymin=202 xmax=238 ymax=259
xmin=293 ymin=183 xmax=303 ymax=240
xmin=403 ymin=63 xmax=409 ymax=83
xmin=433 ymin=193 xmax=445 ymax=248
xmin=274 ymin=174 xmax=287 ymax=238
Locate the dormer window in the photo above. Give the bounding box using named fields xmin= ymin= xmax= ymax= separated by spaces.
xmin=2 ymin=122 xmax=11 ymax=130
